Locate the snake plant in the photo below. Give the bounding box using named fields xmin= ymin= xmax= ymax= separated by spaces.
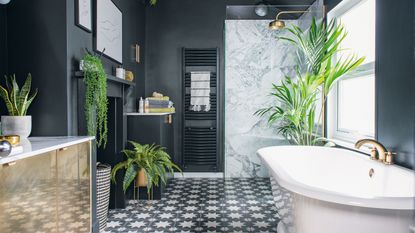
xmin=0 ymin=74 xmax=38 ymax=116
xmin=111 ymin=141 xmax=182 ymax=195
xmin=256 ymin=18 xmax=365 ymax=145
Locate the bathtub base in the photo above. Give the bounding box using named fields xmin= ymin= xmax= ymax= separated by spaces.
xmin=292 ymin=194 xmax=413 ymax=233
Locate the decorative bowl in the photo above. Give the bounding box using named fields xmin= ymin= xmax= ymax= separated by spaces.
xmin=0 ymin=135 xmax=20 ymax=146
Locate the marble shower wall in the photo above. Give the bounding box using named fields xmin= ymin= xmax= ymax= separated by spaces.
xmin=224 ymin=20 xmax=298 ymax=178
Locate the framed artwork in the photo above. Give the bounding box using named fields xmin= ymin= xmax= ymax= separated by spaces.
xmin=75 ymin=0 xmax=92 ymax=32
xmin=95 ymin=0 xmax=123 ymax=64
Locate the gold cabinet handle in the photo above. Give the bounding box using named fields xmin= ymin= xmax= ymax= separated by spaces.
xmin=58 ymin=147 xmax=68 ymax=151
xmin=2 ymin=162 xmax=16 ymax=167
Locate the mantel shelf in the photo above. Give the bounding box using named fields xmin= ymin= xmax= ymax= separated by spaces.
xmin=75 ymin=71 xmax=136 ymax=87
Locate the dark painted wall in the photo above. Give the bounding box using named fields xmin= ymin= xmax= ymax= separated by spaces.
xmin=375 ymin=0 xmax=414 ymax=169
xmin=66 ymin=0 xmax=146 ymax=136
xmin=6 ymin=0 xmax=68 ymax=136
xmin=1 ymin=0 xmax=146 ymax=136
xmin=0 ymin=5 xmax=7 ymax=79
xmin=145 ymin=0 xmax=226 ymax=167
xmin=145 ymin=0 xmax=316 ymax=168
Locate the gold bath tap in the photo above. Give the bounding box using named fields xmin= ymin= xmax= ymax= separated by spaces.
xmin=354 ymin=139 xmax=396 ymax=164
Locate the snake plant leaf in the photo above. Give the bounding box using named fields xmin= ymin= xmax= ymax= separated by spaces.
xmin=0 ymin=74 xmax=37 ymax=116
xmin=0 ymin=85 xmax=16 ymax=115
xmin=10 ymin=75 xmax=20 ymax=114
xmin=18 ymin=74 xmax=33 ymax=115
xmin=4 ymin=75 xmax=12 ymax=95
xmin=123 ymin=163 xmax=139 ymax=192
xmin=22 ymin=88 xmax=38 ymax=116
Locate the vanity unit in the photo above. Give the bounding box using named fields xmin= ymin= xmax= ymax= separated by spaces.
xmin=0 ymin=137 xmax=98 ymax=233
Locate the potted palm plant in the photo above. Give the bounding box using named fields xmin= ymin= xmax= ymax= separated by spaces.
xmin=111 ymin=141 xmax=182 ymax=197
xmin=256 ymin=18 xmax=365 ymax=145
xmin=0 ymin=74 xmax=38 ymax=138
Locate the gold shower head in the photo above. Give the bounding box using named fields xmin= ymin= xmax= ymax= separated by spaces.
xmin=269 ymin=20 xmax=285 ymax=30
xmin=269 ymin=10 xmax=308 ymax=30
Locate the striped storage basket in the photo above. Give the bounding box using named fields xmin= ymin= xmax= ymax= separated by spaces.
xmin=96 ymin=163 xmax=111 ymax=232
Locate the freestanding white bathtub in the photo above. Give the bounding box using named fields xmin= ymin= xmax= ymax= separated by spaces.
xmin=258 ymin=146 xmax=415 ymax=233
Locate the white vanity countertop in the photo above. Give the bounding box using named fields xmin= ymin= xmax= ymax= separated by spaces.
xmin=0 ymin=136 xmax=95 ymax=165
xmin=124 ymin=112 xmax=175 ymax=116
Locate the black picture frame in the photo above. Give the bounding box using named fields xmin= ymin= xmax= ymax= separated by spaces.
xmin=75 ymin=0 xmax=92 ymax=32
xmin=94 ymin=0 xmax=123 ymax=64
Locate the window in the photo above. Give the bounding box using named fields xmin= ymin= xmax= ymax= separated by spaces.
xmin=327 ymin=0 xmax=376 ymax=143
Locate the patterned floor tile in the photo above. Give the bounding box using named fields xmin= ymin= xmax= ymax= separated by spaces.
xmin=105 ymin=178 xmax=280 ymax=232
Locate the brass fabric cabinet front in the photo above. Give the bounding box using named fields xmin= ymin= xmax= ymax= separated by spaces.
xmin=0 ymin=140 xmax=94 ymax=233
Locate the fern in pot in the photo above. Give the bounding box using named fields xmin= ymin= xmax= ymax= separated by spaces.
xmin=0 ymin=74 xmax=38 ymax=138
xmin=111 ymin=141 xmax=182 ymax=197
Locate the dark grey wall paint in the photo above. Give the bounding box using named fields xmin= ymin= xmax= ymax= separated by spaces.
xmin=375 ymin=0 xmax=414 ymax=169
xmin=145 ymin=0 xmax=316 ymax=168
xmin=0 ymin=5 xmax=7 ymax=79
xmin=1 ymin=0 xmax=146 ymax=136
xmin=6 ymin=0 xmax=68 ymax=136
xmin=66 ymin=0 xmax=146 ymax=136
xmin=145 ymin=0 xmax=226 ymax=167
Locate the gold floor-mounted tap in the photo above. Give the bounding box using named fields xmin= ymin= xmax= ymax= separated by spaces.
xmin=354 ymin=139 xmax=396 ymax=165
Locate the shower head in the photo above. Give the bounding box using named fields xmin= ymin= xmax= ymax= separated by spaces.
xmin=269 ymin=10 xmax=308 ymax=30
xmin=269 ymin=19 xmax=285 ymax=30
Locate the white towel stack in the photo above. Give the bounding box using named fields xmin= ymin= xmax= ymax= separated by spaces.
xmin=190 ymin=71 xmax=211 ymax=112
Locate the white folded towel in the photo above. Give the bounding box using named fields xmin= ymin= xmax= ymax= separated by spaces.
xmin=190 ymin=72 xmax=211 ymax=112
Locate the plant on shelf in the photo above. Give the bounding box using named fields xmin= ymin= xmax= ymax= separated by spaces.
xmin=82 ymin=53 xmax=108 ymax=147
xmin=110 ymin=141 xmax=182 ymax=196
xmin=255 ymin=18 xmax=365 ymax=145
xmin=0 ymin=74 xmax=38 ymax=138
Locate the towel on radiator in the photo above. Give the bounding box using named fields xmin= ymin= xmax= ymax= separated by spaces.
xmin=190 ymin=71 xmax=211 ymax=112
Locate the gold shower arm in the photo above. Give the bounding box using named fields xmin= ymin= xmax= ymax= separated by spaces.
xmin=275 ymin=10 xmax=308 ymax=20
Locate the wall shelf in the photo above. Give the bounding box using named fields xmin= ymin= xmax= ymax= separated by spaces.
xmin=75 ymin=71 xmax=136 ymax=87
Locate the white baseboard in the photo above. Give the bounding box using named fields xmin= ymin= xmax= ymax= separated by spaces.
xmin=174 ymin=172 xmax=224 ymax=178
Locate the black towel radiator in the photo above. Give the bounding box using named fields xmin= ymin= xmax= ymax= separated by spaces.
xmin=182 ymin=48 xmax=220 ymax=172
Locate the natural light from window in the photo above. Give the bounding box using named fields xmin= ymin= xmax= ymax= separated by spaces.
xmin=328 ymin=0 xmax=376 ymax=142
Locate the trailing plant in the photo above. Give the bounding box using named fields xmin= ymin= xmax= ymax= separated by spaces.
xmin=110 ymin=141 xmax=182 ymax=195
xmin=82 ymin=53 xmax=108 ymax=147
xmin=0 ymin=74 xmax=38 ymax=116
xmin=256 ymin=18 xmax=365 ymax=145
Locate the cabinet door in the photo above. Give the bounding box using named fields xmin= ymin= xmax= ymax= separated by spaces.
xmin=0 ymin=151 xmax=59 ymax=233
xmin=56 ymin=141 xmax=91 ymax=232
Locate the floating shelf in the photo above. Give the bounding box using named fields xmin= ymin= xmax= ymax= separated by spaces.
xmin=75 ymin=71 xmax=135 ymax=87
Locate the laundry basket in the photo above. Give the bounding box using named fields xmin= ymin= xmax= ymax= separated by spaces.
xmin=96 ymin=163 xmax=111 ymax=231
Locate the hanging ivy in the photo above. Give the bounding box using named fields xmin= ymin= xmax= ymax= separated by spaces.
xmin=82 ymin=53 xmax=108 ymax=148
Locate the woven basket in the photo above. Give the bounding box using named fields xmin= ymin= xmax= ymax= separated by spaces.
xmin=96 ymin=163 xmax=111 ymax=232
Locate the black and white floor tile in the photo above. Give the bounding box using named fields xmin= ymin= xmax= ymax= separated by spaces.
xmin=104 ymin=178 xmax=281 ymax=233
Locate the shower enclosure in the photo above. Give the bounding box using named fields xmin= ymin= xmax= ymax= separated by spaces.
xmin=224 ymin=0 xmax=324 ymax=178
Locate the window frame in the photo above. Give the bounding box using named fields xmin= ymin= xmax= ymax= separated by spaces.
xmin=326 ymin=0 xmax=376 ymax=144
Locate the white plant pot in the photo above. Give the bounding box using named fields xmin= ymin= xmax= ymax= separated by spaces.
xmin=1 ymin=116 xmax=32 ymax=138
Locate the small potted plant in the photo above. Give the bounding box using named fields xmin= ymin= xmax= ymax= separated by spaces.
xmin=111 ymin=141 xmax=182 ymax=197
xmin=0 ymin=74 xmax=38 ymax=138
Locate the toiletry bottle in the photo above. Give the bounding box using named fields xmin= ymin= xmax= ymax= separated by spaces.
xmin=144 ymin=98 xmax=150 ymax=113
xmin=139 ymin=97 xmax=144 ymax=113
